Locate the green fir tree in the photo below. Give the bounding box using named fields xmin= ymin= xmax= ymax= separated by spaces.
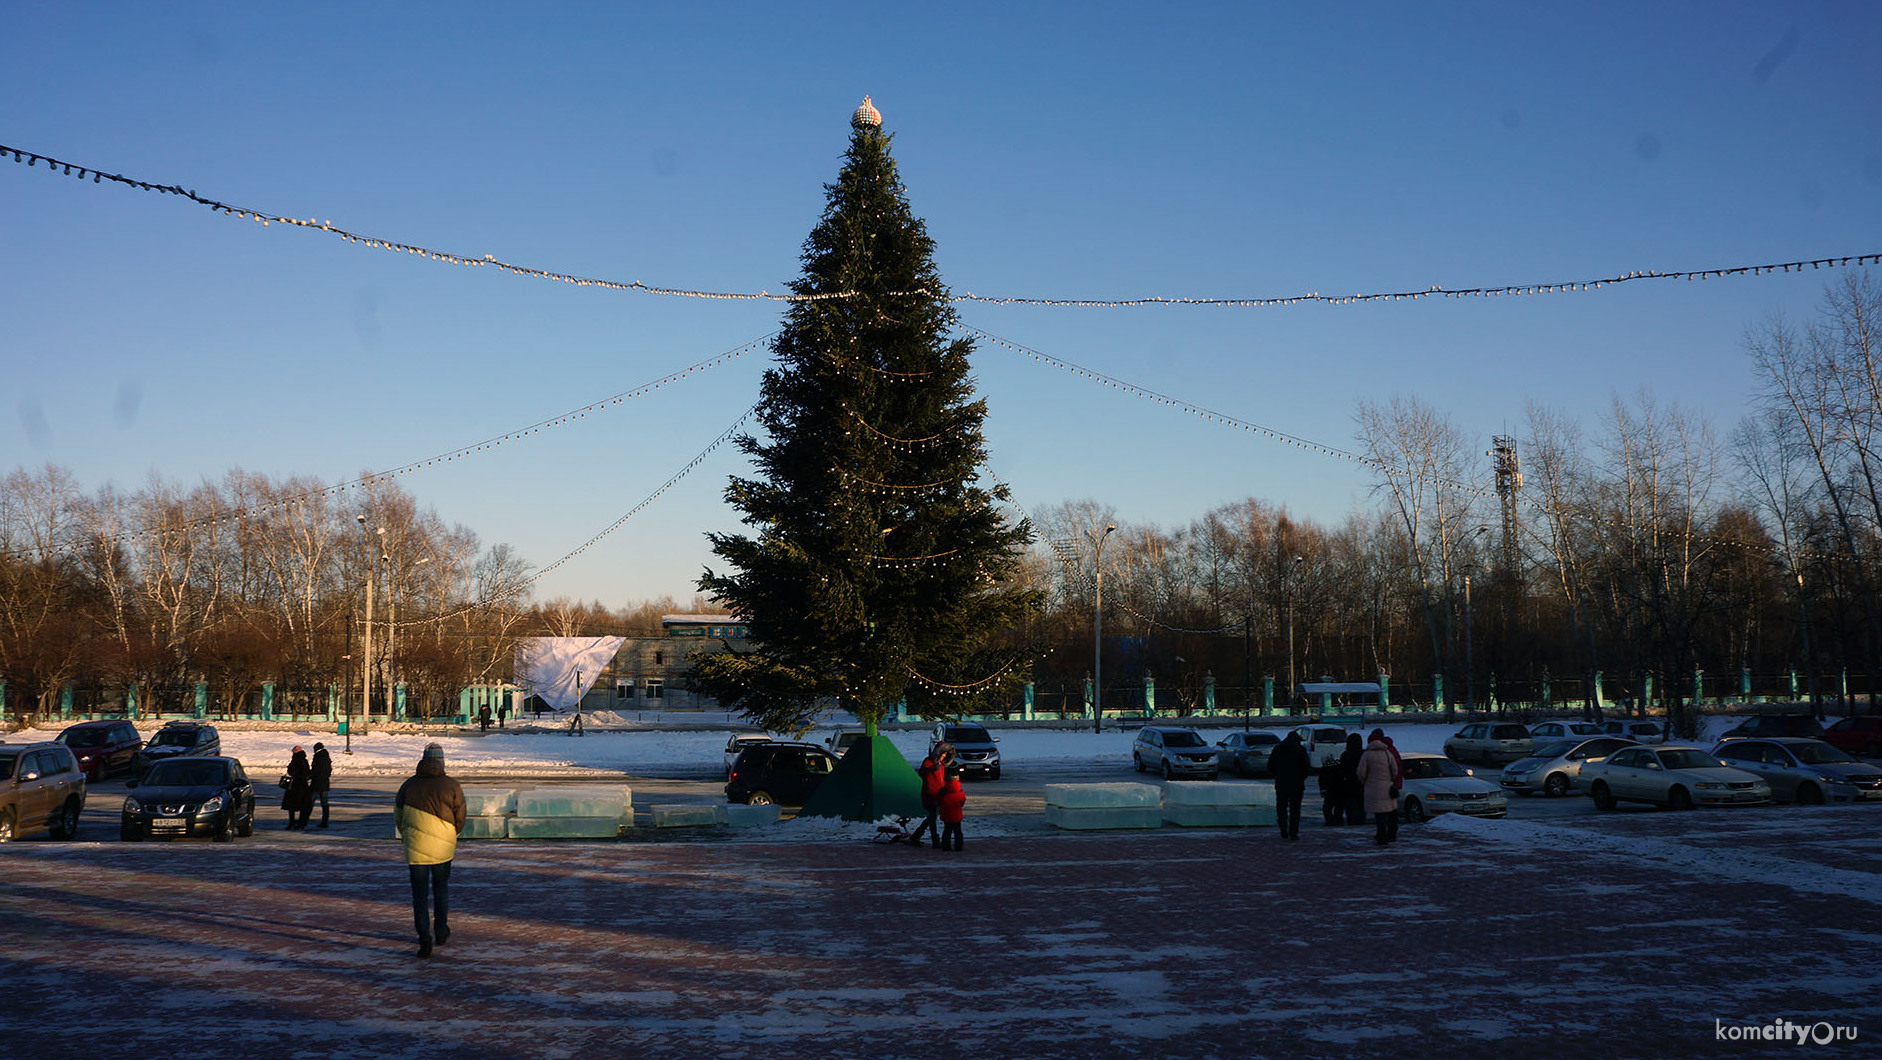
xmin=694 ymin=98 xmax=1039 ymax=737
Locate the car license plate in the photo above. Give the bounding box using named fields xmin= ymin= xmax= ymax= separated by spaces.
xmin=151 ymin=818 xmax=188 ymax=830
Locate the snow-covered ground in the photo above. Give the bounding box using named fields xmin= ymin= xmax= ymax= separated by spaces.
xmin=4 ymin=711 xmax=1764 ymax=776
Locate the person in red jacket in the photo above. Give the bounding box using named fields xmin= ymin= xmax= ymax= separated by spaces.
xmin=910 ymin=742 xmax=952 ymax=849
xmin=938 ymin=764 xmax=967 ymax=852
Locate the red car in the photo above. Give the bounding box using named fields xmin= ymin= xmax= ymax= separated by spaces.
xmin=56 ymin=720 xmax=145 ymax=782
xmin=1823 ymin=716 xmax=1882 ymax=758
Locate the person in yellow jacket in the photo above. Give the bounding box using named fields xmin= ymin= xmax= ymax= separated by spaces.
xmin=395 ymin=743 xmax=465 ymax=958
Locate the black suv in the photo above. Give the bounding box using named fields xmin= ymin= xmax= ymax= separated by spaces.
xmin=121 ymin=755 xmax=255 ymax=842
xmin=725 ymin=742 xmax=838 ymax=806
xmin=1720 ymin=714 xmax=1825 ymax=741
xmin=132 ymin=721 xmax=221 ymax=779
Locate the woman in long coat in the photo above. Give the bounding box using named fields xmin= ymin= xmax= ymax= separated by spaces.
xmin=1353 ymin=732 xmax=1401 ymax=847
xmin=283 ymin=746 xmax=314 ymax=830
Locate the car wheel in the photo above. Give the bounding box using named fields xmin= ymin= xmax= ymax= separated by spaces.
xmin=0 ymin=808 xmax=15 ymax=843
xmin=1544 ymin=773 xmax=1570 ymax=798
xmin=989 ymin=766 xmax=1001 ymax=781
xmin=237 ymin=813 xmax=254 ymax=837
xmin=120 ymin=826 xmax=139 ymax=842
xmin=746 ymin=791 xmax=774 ymax=806
xmin=1668 ymin=786 xmax=1694 ymax=811
xmin=1134 ymin=753 xmax=1146 ymax=774
xmin=1403 ymin=797 xmax=1427 ymax=824
xmin=1797 ymin=782 xmax=1824 ymax=806
xmin=1162 ymin=761 xmax=1174 ymax=781
xmin=47 ymin=799 xmax=80 ymax=840
xmin=1591 ymin=781 xmax=1616 ymax=811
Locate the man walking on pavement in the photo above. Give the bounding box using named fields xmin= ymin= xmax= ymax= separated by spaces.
xmin=1267 ymin=730 xmax=1312 ymax=840
xmin=395 ymin=743 xmax=466 ymax=958
xmin=311 ymin=742 xmax=333 ymax=829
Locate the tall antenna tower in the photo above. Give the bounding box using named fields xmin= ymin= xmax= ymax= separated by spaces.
xmin=1490 ymin=435 xmax=1522 ymax=583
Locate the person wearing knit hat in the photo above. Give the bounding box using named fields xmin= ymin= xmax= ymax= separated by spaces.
xmin=395 ymin=742 xmax=465 ymax=958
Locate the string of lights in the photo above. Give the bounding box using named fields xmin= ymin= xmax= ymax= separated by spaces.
xmin=843 ymin=404 xmax=951 ymax=449
xmin=906 ymin=652 xmax=1035 ymax=694
xmin=834 ymin=468 xmax=949 ymax=493
xmin=0 ymin=333 xmax=769 ymax=561
xmin=868 ymin=547 xmax=963 ymax=569
xmin=8 ymin=141 xmax=1875 ymax=311
xmin=400 ymin=404 xmax=759 ymax=629
xmin=969 ymin=325 xmax=1497 ymax=499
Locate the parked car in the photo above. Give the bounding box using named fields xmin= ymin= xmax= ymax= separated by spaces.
xmin=1718 ymin=714 xmax=1826 ymax=742
xmin=1822 ymin=716 xmax=1882 ymax=758
xmin=131 ymin=721 xmax=222 ymax=779
xmin=1582 ymin=745 xmax=1771 ymax=810
xmin=1599 ymin=719 xmax=1666 ymax=744
xmin=1443 ymin=722 xmax=1534 ymax=765
xmin=1499 ymin=736 xmax=1638 ymax=797
xmin=1132 ymin=727 xmax=1219 ymax=780
xmin=1528 ymin=720 xmax=1609 ymax=742
xmin=0 ymin=741 xmax=87 ymax=842
xmin=55 ymin=719 xmax=144 ymax=782
xmin=824 ymin=728 xmax=867 ymax=758
xmin=931 ymin=723 xmax=1001 ymax=780
xmin=723 ymin=733 xmax=772 ymax=777
xmin=1397 ymin=752 xmax=1508 ymax=822
xmin=1216 ymin=730 xmax=1281 ymax=777
xmin=725 ymin=742 xmax=838 ymax=806
xmin=1710 ymin=737 xmax=1882 ymax=804
xmin=1288 ymin=724 xmax=1349 ymax=771
xmin=120 ymin=756 xmax=255 ymax=842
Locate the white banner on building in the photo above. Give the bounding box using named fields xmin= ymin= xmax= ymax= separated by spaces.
xmin=515 ymin=636 xmax=627 ymax=711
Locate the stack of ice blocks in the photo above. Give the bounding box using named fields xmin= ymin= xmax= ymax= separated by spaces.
xmin=1160 ymin=781 xmax=1276 ymax=827
xmin=1043 ymin=783 xmax=1162 ymax=830
xmin=506 ymin=785 xmax=634 ymax=839
xmin=460 ymin=787 xmax=516 ymax=839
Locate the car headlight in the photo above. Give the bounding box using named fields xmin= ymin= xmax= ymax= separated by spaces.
xmin=1695 ymin=782 xmax=1726 ymax=790
xmin=1429 ymin=792 xmax=1460 ymax=801
xmin=201 ymin=795 xmax=225 ymax=813
xmin=1818 ymin=774 xmax=1854 ymax=786
xmin=122 ymin=797 xmax=141 ymax=814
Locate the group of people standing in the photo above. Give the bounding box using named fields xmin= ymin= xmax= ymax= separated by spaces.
xmin=910 ymin=741 xmax=968 ymax=850
xmin=280 ymin=742 xmax=333 ymax=829
xmin=1266 ymin=728 xmax=1405 ymax=847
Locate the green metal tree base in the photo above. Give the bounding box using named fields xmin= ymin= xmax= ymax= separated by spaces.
xmin=797 ymin=734 xmax=924 ymax=821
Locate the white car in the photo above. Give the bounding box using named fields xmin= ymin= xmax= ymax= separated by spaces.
xmin=1289 ymin=724 xmax=1349 ymax=771
xmin=1528 ymin=720 xmax=1609 ymax=742
xmin=1396 ymin=752 xmax=1508 ymax=823
xmin=1582 ymin=745 xmax=1771 ymax=810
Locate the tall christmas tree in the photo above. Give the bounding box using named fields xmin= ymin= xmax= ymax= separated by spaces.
xmin=694 ymin=97 xmax=1039 ymax=745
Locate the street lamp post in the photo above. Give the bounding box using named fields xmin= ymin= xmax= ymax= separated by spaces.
xmin=1093 ymin=523 xmax=1116 ymax=735
xmin=1285 ymin=555 xmax=1303 ymax=711
xmin=1464 ymin=574 xmax=1475 ymax=711
xmin=358 ymin=517 xmax=384 ymax=729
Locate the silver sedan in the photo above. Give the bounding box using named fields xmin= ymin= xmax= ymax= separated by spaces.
xmin=1582 ymin=745 xmax=1771 ymax=810
xmin=1711 ymin=737 xmax=1882 ymax=804
xmin=1500 ymin=736 xmax=1637 ymax=797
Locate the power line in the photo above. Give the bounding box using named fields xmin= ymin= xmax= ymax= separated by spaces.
xmin=6 ymin=140 xmax=1876 ymax=310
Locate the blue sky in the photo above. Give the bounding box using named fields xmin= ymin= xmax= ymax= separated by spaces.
xmin=5 ymin=2 xmax=1880 ymax=605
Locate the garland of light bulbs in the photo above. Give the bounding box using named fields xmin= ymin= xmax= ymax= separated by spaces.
xmin=399 ymin=404 xmax=759 ymax=630
xmin=0 ymin=333 xmax=768 ymax=562
xmin=7 ymin=141 xmax=1875 ymax=310
xmin=905 ymin=651 xmax=1037 ymax=694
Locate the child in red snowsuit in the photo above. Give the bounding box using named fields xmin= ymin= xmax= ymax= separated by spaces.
xmin=938 ymin=766 xmax=966 ymax=852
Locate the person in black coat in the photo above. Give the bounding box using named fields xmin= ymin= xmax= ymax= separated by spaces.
xmin=1318 ymin=750 xmax=1347 ymax=826
xmin=1267 ymin=732 xmax=1312 ymax=840
xmin=310 ymin=742 xmax=333 ymax=829
xmin=283 ymin=746 xmax=314 ymax=830
xmin=1339 ymin=733 xmax=1365 ymax=826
